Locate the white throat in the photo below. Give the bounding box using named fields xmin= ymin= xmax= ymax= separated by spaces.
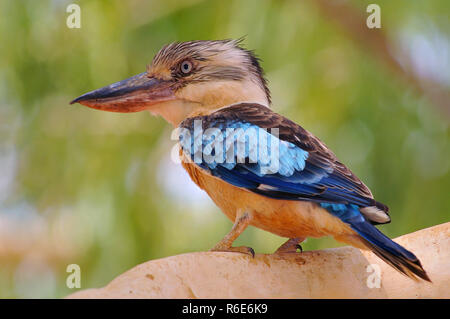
xmin=148 ymin=80 xmax=269 ymax=126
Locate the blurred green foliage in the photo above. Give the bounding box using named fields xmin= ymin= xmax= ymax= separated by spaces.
xmin=0 ymin=0 xmax=448 ymax=298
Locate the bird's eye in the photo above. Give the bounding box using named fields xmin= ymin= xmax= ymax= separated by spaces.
xmin=180 ymin=60 xmax=193 ymax=74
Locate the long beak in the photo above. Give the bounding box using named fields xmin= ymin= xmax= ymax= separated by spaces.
xmin=70 ymin=72 xmax=176 ymax=112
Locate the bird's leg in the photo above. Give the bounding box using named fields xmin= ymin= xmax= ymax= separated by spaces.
xmin=209 ymin=211 xmax=254 ymax=257
xmin=274 ymin=237 xmax=306 ymax=254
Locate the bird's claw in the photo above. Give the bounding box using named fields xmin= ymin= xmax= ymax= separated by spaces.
xmin=210 ymin=246 xmax=255 ymax=258
xmin=274 ymin=237 xmax=305 ymax=255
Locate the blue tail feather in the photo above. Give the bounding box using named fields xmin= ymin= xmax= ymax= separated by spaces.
xmin=349 ymin=217 xmax=416 ymax=260
xmin=321 ymin=203 xmax=431 ymax=282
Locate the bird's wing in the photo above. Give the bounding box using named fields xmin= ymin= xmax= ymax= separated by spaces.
xmin=179 ymin=103 xmax=390 ymax=224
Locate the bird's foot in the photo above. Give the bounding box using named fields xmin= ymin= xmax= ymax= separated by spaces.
xmin=274 ymin=237 xmax=305 ymax=255
xmin=209 ymin=211 xmax=254 ymax=257
xmin=210 ymin=245 xmax=255 ymax=258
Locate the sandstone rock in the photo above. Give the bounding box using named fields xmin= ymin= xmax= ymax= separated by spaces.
xmin=68 ymin=222 xmax=449 ymax=298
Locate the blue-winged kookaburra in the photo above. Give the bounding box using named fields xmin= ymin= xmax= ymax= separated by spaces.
xmin=71 ymin=39 xmax=430 ymax=281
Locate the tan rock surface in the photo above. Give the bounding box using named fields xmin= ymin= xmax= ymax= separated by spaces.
xmin=68 ymin=222 xmax=449 ymax=298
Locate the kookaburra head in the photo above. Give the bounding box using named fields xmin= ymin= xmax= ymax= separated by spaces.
xmin=71 ymin=39 xmax=270 ymax=125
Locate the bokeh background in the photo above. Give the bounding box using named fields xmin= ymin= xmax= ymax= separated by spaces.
xmin=0 ymin=0 xmax=449 ymax=298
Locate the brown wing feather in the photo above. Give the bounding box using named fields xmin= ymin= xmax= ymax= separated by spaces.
xmin=214 ymin=103 xmax=374 ymax=198
xmin=181 ymin=103 xmax=390 ymax=223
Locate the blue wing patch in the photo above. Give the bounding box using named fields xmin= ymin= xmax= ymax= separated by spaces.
xmin=179 ymin=120 xmax=308 ymax=178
